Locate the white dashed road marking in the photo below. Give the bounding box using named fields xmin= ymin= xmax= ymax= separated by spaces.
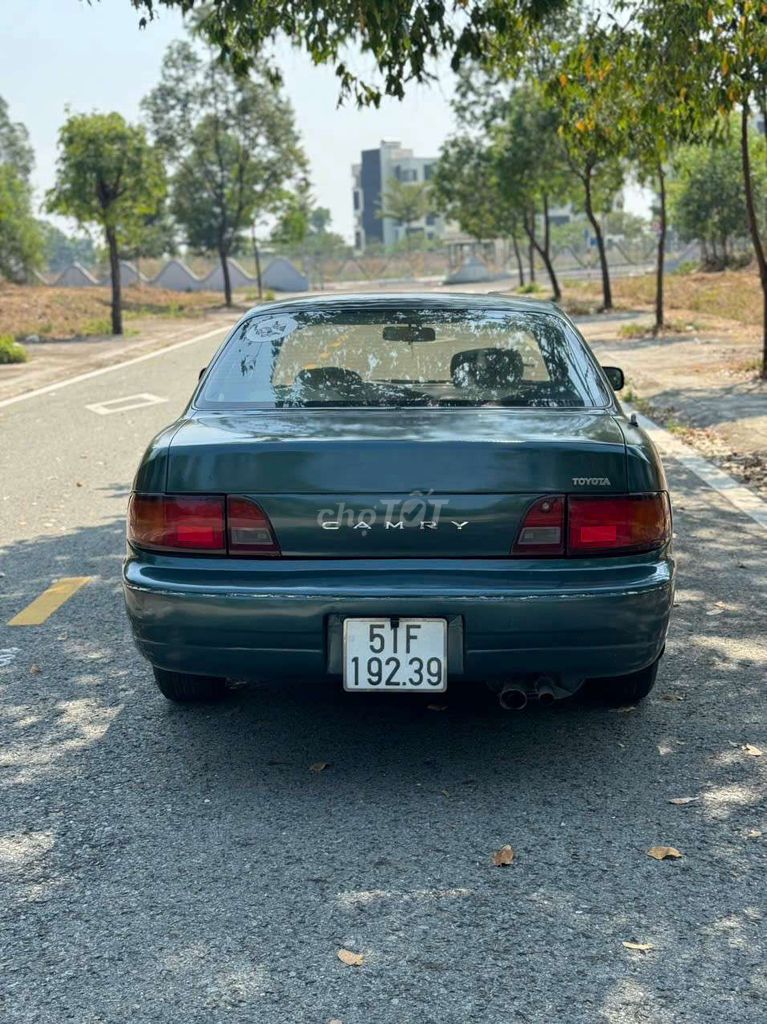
xmin=86 ymin=393 xmax=167 ymax=415
xmin=0 ymin=325 xmax=227 ymax=410
xmin=628 ymin=405 xmax=767 ymax=532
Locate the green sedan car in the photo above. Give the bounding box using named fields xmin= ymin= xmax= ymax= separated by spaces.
xmin=123 ymin=293 xmax=674 ymax=708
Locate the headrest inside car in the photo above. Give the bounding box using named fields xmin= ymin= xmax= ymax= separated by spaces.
xmin=451 ymin=347 xmax=524 ymax=389
xmin=293 ymin=366 xmax=363 ymax=391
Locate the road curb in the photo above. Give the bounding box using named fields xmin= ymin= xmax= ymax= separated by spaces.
xmin=627 ymin=404 xmax=767 ymax=532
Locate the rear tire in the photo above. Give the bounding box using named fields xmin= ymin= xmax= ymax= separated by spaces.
xmin=152 ymin=666 xmax=228 ymax=703
xmin=585 ymin=656 xmax=661 ymax=707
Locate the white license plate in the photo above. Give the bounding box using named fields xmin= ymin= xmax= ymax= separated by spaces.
xmin=343 ymin=618 xmax=447 ymax=692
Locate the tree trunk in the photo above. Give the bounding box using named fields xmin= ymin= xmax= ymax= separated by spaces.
xmin=219 ymin=247 xmax=232 ymax=307
xmin=653 ymin=163 xmax=667 ymax=335
xmin=252 ymin=226 xmax=263 ymax=301
xmin=523 ymin=208 xmax=561 ymax=301
xmin=540 ymin=194 xmax=562 ymax=301
xmin=583 ymin=169 xmax=612 ymax=311
xmin=511 ymin=233 xmax=525 ymax=287
xmin=527 ymin=214 xmax=536 ymax=283
xmin=105 ymin=225 xmax=122 ymax=336
xmin=741 ymin=100 xmax=767 ymax=379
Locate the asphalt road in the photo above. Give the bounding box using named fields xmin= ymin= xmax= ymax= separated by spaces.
xmin=0 ymin=316 xmax=765 ymax=1024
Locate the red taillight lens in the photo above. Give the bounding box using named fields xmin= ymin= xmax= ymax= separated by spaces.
xmin=513 ymin=495 xmax=565 ymax=555
xmin=128 ymin=495 xmax=226 ymax=552
xmin=227 ymin=497 xmax=281 ymax=557
xmin=568 ymin=493 xmax=671 ymax=555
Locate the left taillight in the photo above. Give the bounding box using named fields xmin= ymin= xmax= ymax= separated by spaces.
xmin=128 ymin=495 xmax=226 ymax=553
xmin=227 ymin=497 xmax=281 ymax=557
xmin=128 ymin=494 xmax=280 ymax=557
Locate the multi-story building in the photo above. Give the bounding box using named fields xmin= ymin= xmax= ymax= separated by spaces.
xmin=352 ymin=140 xmax=445 ymax=251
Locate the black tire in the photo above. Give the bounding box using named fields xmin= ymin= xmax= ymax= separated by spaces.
xmin=585 ymin=657 xmax=661 ymax=707
xmin=152 ymin=666 xmax=228 ymax=703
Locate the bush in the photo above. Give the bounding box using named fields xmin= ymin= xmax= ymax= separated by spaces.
xmin=0 ymin=334 xmax=28 ymax=364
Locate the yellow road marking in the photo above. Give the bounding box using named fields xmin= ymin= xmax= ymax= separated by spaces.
xmin=7 ymin=577 xmax=93 ymax=626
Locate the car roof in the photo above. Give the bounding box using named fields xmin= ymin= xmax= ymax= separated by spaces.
xmin=242 ymin=291 xmax=563 ymax=319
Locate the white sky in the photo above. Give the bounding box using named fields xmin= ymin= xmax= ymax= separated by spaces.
xmin=1 ymin=0 xmax=457 ymax=242
xmin=1 ymin=0 xmax=648 ymax=243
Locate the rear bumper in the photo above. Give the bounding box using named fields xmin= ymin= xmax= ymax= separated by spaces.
xmin=122 ymin=551 xmax=675 ymax=684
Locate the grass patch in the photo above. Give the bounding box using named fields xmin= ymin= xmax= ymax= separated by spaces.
xmin=0 ymin=334 xmax=28 ymax=364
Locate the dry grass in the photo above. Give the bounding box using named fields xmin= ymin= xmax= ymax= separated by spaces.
xmin=567 ymin=267 xmax=765 ymax=327
xmin=0 ymin=283 xmax=227 ymax=341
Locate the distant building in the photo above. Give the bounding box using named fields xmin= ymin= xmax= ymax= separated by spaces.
xmin=352 ymin=140 xmax=445 ymax=251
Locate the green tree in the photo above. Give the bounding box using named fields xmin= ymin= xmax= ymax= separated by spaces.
xmin=670 ymin=130 xmax=766 ymax=266
xmin=378 ymin=178 xmax=432 ymax=247
xmin=46 ymin=113 xmax=165 ymax=334
xmin=269 ymin=191 xmax=347 ymax=288
xmin=0 ymin=168 xmax=43 ymax=283
xmin=635 ymin=0 xmax=767 ymax=373
xmin=0 ymin=97 xmax=42 ymax=282
xmin=549 ymin=25 xmax=629 ymax=310
xmin=143 ymin=41 xmax=306 ymax=306
xmin=432 ymin=134 xmax=527 ymax=286
xmin=130 ymin=1 xmax=568 ymax=104
xmin=376 ymin=177 xmax=433 ymax=274
xmin=0 ymin=96 xmax=34 ymax=179
xmin=492 ymin=85 xmax=573 ymax=300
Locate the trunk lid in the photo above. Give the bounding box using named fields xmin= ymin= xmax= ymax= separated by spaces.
xmin=167 ymin=409 xmax=626 ymax=556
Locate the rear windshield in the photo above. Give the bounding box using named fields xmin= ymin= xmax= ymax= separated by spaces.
xmin=197 ymin=307 xmax=611 ymax=410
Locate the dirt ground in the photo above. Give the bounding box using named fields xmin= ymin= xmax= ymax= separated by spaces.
xmin=567 ymin=266 xmax=767 ymax=331
xmin=0 ymin=283 xmax=230 ymax=342
xmin=576 ymin=305 xmax=767 ymax=499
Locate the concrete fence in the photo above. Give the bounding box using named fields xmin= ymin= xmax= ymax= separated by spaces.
xmin=43 ymin=256 xmax=309 ymax=293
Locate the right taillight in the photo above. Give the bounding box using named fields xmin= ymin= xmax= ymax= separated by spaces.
xmin=513 ymin=492 xmax=671 ymax=557
xmin=568 ymin=493 xmax=671 ymax=555
xmin=512 ymin=495 xmax=565 ymax=555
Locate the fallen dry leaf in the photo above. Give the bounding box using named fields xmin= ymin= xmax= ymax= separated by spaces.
xmin=310 ymin=761 xmax=331 ymax=773
xmin=744 ymin=744 xmax=763 ymax=757
xmin=337 ymin=949 xmax=364 ymax=967
xmin=29 ymin=664 xmax=41 ymax=675
xmin=647 ymin=845 xmax=683 ymax=861
xmin=622 ymin=941 xmax=654 ymax=952
xmin=492 ymin=844 xmax=515 ymax=867
xmin=668 ymin=797 xmax=698 ymax=805
xmin=610 ymin=705 xmax=637 ymax=714
xmin=328 ymin=1019 xmax=343 ymax=1024
xmin=660 ymin=693 xmax=685 ymax=702
xmin=427 ymin=703 xmax=447 ymax=711
xmin=746 ymin=829 xmax=762 ymax=839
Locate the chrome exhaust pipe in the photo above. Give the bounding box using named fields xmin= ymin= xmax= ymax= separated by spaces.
xmin=536 ymin=681 xmax=556 ymax=706
xmin=498 ymin=686 xmax=528 ymax=711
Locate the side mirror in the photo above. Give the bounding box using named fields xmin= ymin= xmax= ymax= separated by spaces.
xmin=603 ymin=365 xmax=624 ymax=391
xmin=198 ymin=366 xmax=207 ymax=381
